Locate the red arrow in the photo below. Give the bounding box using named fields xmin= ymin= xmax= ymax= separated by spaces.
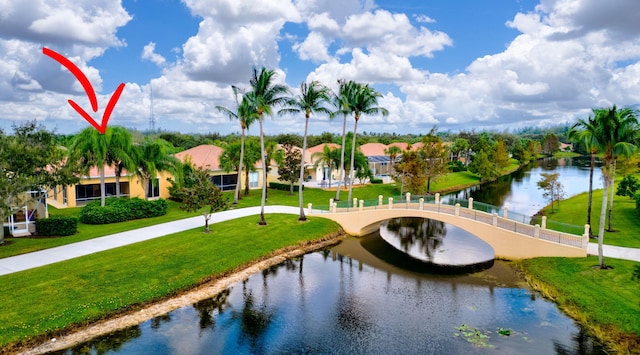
xmin=43 ymin=47 xmax=125 ymax=134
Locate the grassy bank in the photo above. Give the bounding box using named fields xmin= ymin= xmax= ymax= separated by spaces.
xmin=0 ymin=214 xmax=342 ymax=350
xmin=515 ymin=256 xmax=640 ymax=353
xmin=540 ymin=189 xmax=640 ymax=248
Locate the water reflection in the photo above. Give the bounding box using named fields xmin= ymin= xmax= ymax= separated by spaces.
xmin=379 ymin=217 xmax=495 ymax=272
xmin=58 ymin=244 xmax=604 ymax=355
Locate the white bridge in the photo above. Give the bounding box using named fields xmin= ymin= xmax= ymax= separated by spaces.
xmin=309 ymin=193 xmax=589 ymax=260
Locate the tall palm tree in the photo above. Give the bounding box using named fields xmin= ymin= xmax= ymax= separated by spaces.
xmin=346 ymin=83 xmax=389 ymax=205
xmin=248 ymin=67 xmax=289 ymax=225
xmin=216 ymin=87 xmax=258 ymax=204
xmin=588 ymin=105 xmax=638 ymax=268
xmin=69 ymin=127 xmax=112 ymax=207
xmin=568 ymin=113 xmax=599 ymax=232
xmin=279 ymin=81 xmax=331 ymax=220
xmin=105 ymin=126 xmax=136 ymax=198
xmin=331 ymin=79 xmax=356 ymax=201
xmin=134 ymin=137 xmax=182 ymax=199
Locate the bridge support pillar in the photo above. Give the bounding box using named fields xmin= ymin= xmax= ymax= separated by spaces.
xmin=468 ymin=197 xmax=474 ymax=210
xmin=435 ymin=193 xmax=440 ymax=204
xmin=492 ymin=213 xmax=498 ymax=226
xmin=503 ymin=207 xmax=508 ymax=219
xmin=541 ymin=216 xmax=547 ymax=229
xmin=359 ymin=200 xmax=364 ymax=211
xmin=388 ymin=197 xmax=393 ymax=209
xmin=378 ymin=195 xmax=383 ymax=206
xmin=534 ymin=224 xmax=540 ymax=238
xmin=419 ymin=198 xmax=424 ymax=210
xmin=455 ymin=203 xmax=460 ymax=216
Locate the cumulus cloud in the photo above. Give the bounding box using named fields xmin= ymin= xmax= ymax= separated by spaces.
xmin=141 ymin=42 xmax=166 ymax=66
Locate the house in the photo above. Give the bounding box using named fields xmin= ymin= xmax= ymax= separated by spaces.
xmin=48 ymin=165 xmax=171 ymax=208
xmin=305 ymin=143 xmax=341 ymax=184
xmin=173 ymin=144 xmax=276 ymax=192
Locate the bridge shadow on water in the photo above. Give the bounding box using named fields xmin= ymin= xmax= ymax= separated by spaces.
xmin=360 ymin=218 xmax=494 ymax=275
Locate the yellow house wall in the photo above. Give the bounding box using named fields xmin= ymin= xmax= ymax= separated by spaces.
xmin=311 ymin=207 xmax=587 ymax=260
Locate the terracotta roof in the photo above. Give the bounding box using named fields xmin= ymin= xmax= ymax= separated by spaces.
xmin=306 ymin=143 xmax=341 ymax=165
xmin=85 ymin=165 xmax=128 ymax=179
xmin=174 ymin=144 xmax=224 ymax=170
xmin=359 ymin=143 xmax=387 ymax=156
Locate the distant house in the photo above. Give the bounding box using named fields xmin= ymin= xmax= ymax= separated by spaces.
xmin=48 ymin=165 xmax=171 ymax=208
xmin=305 ymin=143 xmax=341 ymax=183
xmin=173 ymin=144 xmax=276 ymax=192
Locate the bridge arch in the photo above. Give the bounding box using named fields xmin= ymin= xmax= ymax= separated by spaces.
xmin=310 ymin=201 xmax=588 ymax=260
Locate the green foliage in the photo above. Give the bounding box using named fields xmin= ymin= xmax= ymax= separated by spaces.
xmin=36 ymin=216 xmax=78 ymax=236
xmin=3 ymin=226 xmax=10 ymax=237
xmin=370 ymin=178 xmax=383 ymax=184
xmin=277 ymin=143 xmax=302 ymax=193
xmin=468 ymin=150 xmax=496 ymax=182
xmin=617 ymin=174 xmax=639 ymax=199
xmin=79 ymin=198 xmax=168 ymax=224
xmin=447 ymin=160 xmax=467 ymax=172
xmin=537 ymin=172 xmax=566 ymax=211
xmin=269 ymin=182 xmax=303 ymax=192
xmin=179 ymin=166 xmax=229 ymax=232
xmin=542 ymin=132 xmax=561 ymax=156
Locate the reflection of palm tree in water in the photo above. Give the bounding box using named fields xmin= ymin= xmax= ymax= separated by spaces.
xmin=192 ymin=288 xmax=231 ymax=331
xmin=385 ymin=217 xmax=447 ymax=260
xmin=231 ymin=280 xmax=274 ymax=352
xmin=68 ymin=325 xmax=141 ymax=354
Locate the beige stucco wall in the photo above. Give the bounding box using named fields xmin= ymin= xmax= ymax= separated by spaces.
xmin=311 ymin=206 xmax=587 ymax=260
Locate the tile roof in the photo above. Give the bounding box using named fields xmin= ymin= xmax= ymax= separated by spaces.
xmin=174 ymin=144 xmax=224 ymax=170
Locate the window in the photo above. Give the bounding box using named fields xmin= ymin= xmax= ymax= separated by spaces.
xmin=211 ymin=174 xmax=238 ymax=191
xmin=147 ymin=178 xmax=160 ymax=198
xmin=249 ymin=172 xmax=259 ymax=188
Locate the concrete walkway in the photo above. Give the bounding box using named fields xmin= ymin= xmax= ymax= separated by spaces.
xmin=0 ymin=205 xmax=638 ymax=276
xmin=0 ymin=206 xmax=300 ymax=276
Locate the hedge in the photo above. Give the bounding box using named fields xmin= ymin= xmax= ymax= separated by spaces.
xmin=79 ymin=198 xmax=168 ymax=224
xmin=370 ymin=178 xmax=384 ymax=184
xmin=36 ymin=216 xmax=78 ymax=236
xmin=269 ymin=182 xmax=304 ymax=192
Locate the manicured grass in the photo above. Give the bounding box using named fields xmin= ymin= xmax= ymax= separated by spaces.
xmin=0 ymin=200 xmax=199 ymax=258
xmin=516 ymin=256 xmax=640 ymax=351
xmin=0 ymin=214 xmax=341 ymax=349
xmin=541 ymin=190 xmax=640 ymax=248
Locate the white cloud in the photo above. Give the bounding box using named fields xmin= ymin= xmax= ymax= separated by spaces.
xmin=141 ymin=42 xmax=166 ymax=66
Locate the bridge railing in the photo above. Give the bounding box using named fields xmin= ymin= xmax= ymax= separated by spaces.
xmin=309 ymin=193 xmax=588 ymax=249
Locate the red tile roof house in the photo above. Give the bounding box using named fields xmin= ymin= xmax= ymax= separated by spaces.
xmin=173 ymin=144 xmax=279 ymax=193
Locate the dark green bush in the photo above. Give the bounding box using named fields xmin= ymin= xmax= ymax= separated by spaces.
xmin=79 ymin=198 xmax=168 ymax=224
xmin=370 ymin=178 xmax=383 ymax=184
xmin=269 ymin=182 xmax=303 ymax=192
xmin=36 ymin=216 xmax=78 ymax=236
xmin=447 ymin=160 xmax=467 ymax=172
xmin=3 ymin=226 xmax=10 ymax=237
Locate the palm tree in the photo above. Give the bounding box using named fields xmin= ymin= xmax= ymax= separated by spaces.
xmin=279 ymin=81 xmax=331 ymax=220
xmin=568 ymin=113 xmax=599 ymax=232
xmin=331 ymin=79 xmax=356 ymax=201
xmin=69 ymin=127 xmax=112 ymax=207
xmin=311 ymin=144 xmax=339 ymax=188
xmin=346 ymin=83 xmax=389 ymax=205
xmin=384 ymin=145 xmax=402 ymax=176
xmin=216 ymin=87 xmax=258 ymax=204
xmin=587 ymin=105 xmax=638 ymax=268
xmin=133 ymin=137 xmax=182 ymax=199
xmin=248 ymin=67 xmax=289 ymax=225
xmin=105 ymin=126 xmax=136 ymax=198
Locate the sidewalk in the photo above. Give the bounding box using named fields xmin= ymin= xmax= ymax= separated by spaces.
xmin=0 ymin=206 xmax=638 ymax=276
xmin=0 ymin=206 xmax=299 ymax=276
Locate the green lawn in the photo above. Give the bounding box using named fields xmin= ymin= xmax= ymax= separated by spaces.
xmin=0 ymin=214 xmax=341 ymax=349
xmin=516 ymin=257 xmax=640 ymax=351
xmin=541 ymin=189 xmax=640 ymax=248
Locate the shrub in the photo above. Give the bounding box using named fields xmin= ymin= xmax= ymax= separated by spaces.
xmin=370 ymin=178 xmax=383 ymax=184
xmin=448 ymin=160 xmax=467 ymax=172
xmin=79 ymin=198 xmax=168 ymax=224
xmin=36 ymin=216 xmax=78 ymax=236
xmin=3 ymin=226 xmax=10 ymax=237
xmin=632 ymin=265 xmax=640 ymax=282
xmin=269 ymin=182 xmax=303 ymax=192
xmin=635 ymin=191 xmax=640 ymax=216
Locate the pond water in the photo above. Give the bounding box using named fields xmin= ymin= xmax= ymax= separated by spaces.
xmin=448 ymin=157 xmax=597 ymax=216
xmin=57 ymin=233 xmax=603 ymax=354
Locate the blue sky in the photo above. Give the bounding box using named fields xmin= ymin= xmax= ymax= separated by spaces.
xmin=1 ymin=0 xmax=639 ymax=136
